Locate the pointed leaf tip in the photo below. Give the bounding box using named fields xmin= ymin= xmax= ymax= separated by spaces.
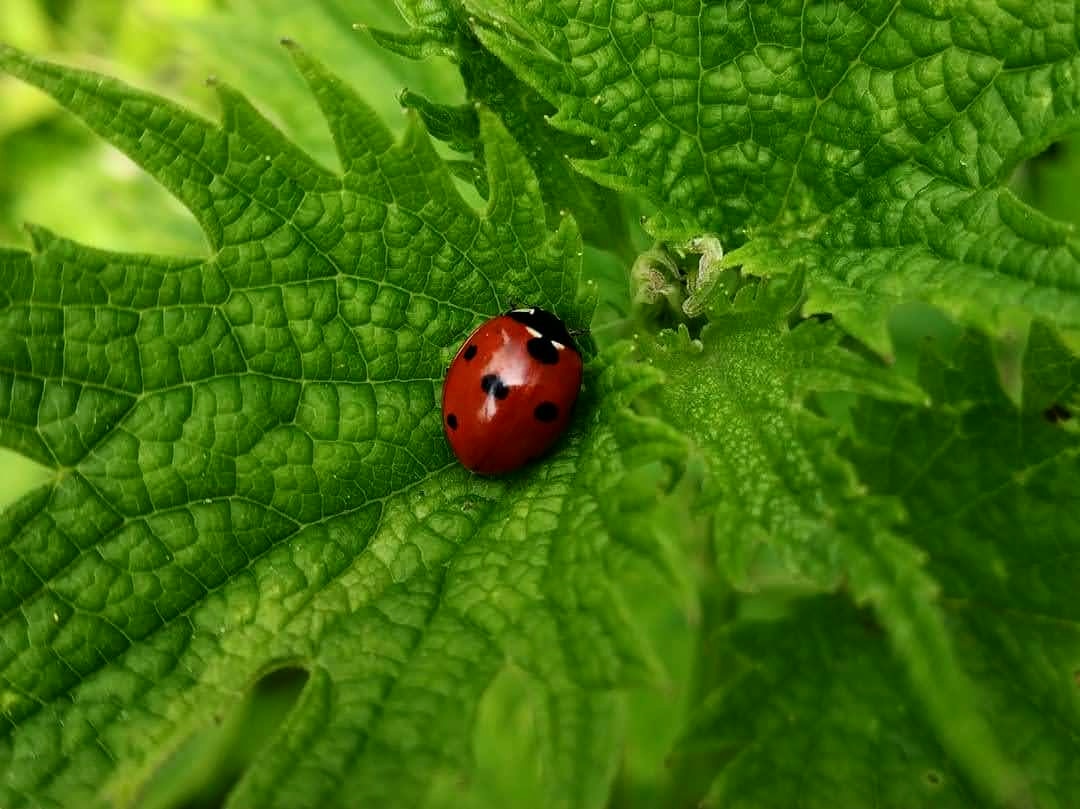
xmin=23 ymin=223 xmax=59 ymax=252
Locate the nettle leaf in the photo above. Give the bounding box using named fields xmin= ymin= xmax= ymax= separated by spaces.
xmin=640 ymin=281 xmax=921 ymax=590
xmin=638 ymin=283 xmax=1027 ymax=804
xmin=473 ymin=0 xmax=1080 ymax=353
xmin=182 ymin=0 xmax=470 ymax=167
xmin=685 ymin=596 xmax=975 ymax=809
xmin=0 ymin=43 xmax=683 ymax=809
xmin=842 ymin=322 xmax=1080 ymax=806
xmin=363 ymin=0 xmax=633 ymax=258
xmin=424 ymin=667 xmax=624 ymax=809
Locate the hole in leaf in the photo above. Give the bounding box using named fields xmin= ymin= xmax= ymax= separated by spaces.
xmin=137 ymin=664 xmax=309 ymax=809
xmin=1010 ymin=135 xmax=1080 ymax=226
xmin=1043 ymin=402 xmax=1072 ymax=424
xmin=1039 ymin=141 xmax=1065 ymax=161
xmin=0 ymin=448 xmax=55 ymax=513
xmin=856 ymin=609 xmax=884 ymax=636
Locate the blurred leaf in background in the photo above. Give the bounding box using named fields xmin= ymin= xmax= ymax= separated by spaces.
xmin=0 ymin=0 xmax=467 ymax=253
xmin=0 ymin=0 xmax=215 ymax=251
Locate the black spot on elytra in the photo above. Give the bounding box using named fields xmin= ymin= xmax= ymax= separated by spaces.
xmin=480 ymin=374 xmax=510 ymax=399
xmin=1044 ymin=402 xmax=1071 ymax=423
xmin=857 ymin=610 xmax=883 ymax=635
xmin=527 ymin=338 xmax=560 ymax=365
xmin=446 ymin=413 xmax=458 ymax=430
xmin=463 ymin=344 xmax=478 ymax=361
xmin=1036 ymin=140 xmax=1065 ymax=162
xmin=534 ymin=401 xmax=559 ymax=422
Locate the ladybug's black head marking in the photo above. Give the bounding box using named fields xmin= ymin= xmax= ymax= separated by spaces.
xmin=507 ymin=307 xmax=577 ymax=352
xmin=1044 ymin=402 xmax=1072 ymax=423
xmin=527 ymin=338 xmax=560 ymax=365
xmin=481 ymin=373 xmax=510 ymax=400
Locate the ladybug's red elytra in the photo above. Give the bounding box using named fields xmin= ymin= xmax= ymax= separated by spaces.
xmin=442 ymin=307 xmax=583 ymax=475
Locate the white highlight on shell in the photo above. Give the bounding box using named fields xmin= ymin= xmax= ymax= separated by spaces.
xmin=526 ymin=327 xmax=543 ymax=338
xmin=552 ymin=341 xmax=566 ymax=351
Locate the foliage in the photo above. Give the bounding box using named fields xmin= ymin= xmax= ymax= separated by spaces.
xmin=2 ymin=1 xmax=1079 ymax=807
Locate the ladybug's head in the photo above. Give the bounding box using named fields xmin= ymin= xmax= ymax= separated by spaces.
xmin=506 ymin=307 xmax=578 ymax=353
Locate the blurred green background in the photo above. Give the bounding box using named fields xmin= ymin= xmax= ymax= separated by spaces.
xmin=0 ymin=0 xmax=468 ymax=255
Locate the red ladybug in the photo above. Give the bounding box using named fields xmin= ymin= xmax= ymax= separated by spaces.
xmin=442 ymin=307 xmax=584 ymax=475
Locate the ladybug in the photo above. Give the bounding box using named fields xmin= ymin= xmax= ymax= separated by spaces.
xmin=442 ymin=307 xmax=583 ymax=475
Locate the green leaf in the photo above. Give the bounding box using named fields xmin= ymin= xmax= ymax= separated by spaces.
xmin=685 ymin=595 xmax=976 ymax=809
xmin=426 ymin=668 xmax=623 ymax=809
xmin=642 ymin=281 xmax=921 ymax=590
xmin=639 ymin=282 xmax=1024 ymax=805
xmin=8 ymin=4 xmax=1080 ymax=806
xmin=0 ymin=0 xmax=219 ymax=252
xmin=0 ymin=1 xmax=469 ymax=255
xmin=474 ymin=0 xmax=1080 ymax=352
xmin=843 ymin=322 xmax=1080 ymax=806
xmin=0 ymin=43 xmax=683 ymax=809
xmin=185 ymin=0 xmax=469 ymax=167
xmin=363 ymin=1 xmax=634 ymax=259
